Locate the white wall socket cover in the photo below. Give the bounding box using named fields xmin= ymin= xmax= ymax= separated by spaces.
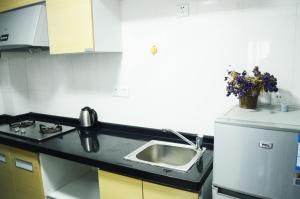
xmin=272 ymin=93 xmax=283 ymax=105
xmin=178 ymin=3 xmax=189 ymax=17
xmin=113 ymin=87 xmax=129 ymax=98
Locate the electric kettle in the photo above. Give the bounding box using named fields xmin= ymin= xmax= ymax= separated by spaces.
xmin=79 ymin=107 xmax=98 ymax=128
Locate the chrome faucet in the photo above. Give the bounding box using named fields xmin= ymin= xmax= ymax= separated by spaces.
xmin=162 ymin=129 xmax=202 ymax=150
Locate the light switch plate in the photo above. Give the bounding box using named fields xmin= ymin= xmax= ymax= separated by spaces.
xmin=113 ymin=87 xmax=129 ymax=98
xmin=178 ymin=3 xmax=189 ymax=17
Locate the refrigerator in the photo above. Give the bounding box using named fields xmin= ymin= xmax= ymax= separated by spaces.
xmin=213 ymin=106 xmax=300 ymax=199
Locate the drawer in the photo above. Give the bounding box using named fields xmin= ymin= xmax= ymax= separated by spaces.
xmin=99 ymin=170 xmax=143 ymax=199
xmin=11 ymin=148 xmax=44 ymax=198
xmin=143 ymin=181 xmax=198 ymax=199
xmin=0 ymin=144 xmax=12 ymax=172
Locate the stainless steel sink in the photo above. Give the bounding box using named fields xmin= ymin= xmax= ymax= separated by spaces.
xmin=124 ymin=140 xmax=206 ymax=172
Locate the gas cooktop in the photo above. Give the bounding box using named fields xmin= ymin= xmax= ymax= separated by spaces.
xmin=0 ymin=120 xmax=75 ymax=142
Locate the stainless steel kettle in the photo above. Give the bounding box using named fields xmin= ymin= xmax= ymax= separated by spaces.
xmin=79 ymin=107 xmax=98 ymax=127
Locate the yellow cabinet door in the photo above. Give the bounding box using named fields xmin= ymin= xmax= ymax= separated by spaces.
xmin=0 ymin=0 xmax=44 ymax=12
xmin=0 ymin=144 xmax=15 ymax=199
xmin=143 ymin=181 xmax=199 ymax=199
xmin=10 ymin=148 xmax=44 ymax=199
xmin=99 ymin=170 xmax=143 ymax=199
xmin=46 ymin=0 xmax=94 ymax=54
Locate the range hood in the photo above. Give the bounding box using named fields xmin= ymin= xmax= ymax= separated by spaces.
xmin=0 ymin=4 xmax=48 ymax=51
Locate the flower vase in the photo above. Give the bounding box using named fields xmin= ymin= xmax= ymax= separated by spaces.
xmin=239 ymin=95 xmax=258 ymax=109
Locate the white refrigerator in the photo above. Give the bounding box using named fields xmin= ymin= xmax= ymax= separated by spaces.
xmin=213 ymin=106 xmax=300 ymax=199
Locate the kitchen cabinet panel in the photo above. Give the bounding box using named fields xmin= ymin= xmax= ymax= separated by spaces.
xmin=0 ymin=0 xmax=44 ymax=12
xmin=99 ymin=170 xmax=143 ymax=199
xmin=0 ymin=144 xmax=15 ymax=199
xmin=46 ymin=0 xmax=121 ymax=54
xmin=143 ymin=181 xmax=199 ymax=199
xmin=46 ymin=0 xmax=94 ymax=54
xmin=11 ymin=147 xmax=45 ymax=199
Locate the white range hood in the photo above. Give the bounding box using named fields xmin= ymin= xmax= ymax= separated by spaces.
xmin=0 ymin=4 xmax=48 ymax=51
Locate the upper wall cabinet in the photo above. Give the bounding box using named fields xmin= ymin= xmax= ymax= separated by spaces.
xmin=46 ymin=0 xmax=122 ymax=55
xmin=0 ymin=0 xmax=44 ymax=13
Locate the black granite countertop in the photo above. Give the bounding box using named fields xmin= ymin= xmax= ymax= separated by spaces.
xmin=0 ymin=113 xmax=213 ymax=193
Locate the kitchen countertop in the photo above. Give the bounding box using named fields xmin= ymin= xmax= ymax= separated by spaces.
xmin=0 ymin=113 xmax=213 ymax=193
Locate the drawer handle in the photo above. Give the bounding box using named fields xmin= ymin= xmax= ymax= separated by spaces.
xmin=0 ymin=153 xmax=6 ymax=163
xmin=259 ymin=141 xmax=273 ymax=149
xmin=15 ymin=159 xmax=33 ymax=172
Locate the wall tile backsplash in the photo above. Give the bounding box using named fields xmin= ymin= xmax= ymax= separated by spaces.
xmin=0 ymin=0 xmax=299 ymax=135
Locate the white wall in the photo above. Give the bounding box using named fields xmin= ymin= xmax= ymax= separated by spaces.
xmin=0 ymin=53 xmax=30 ymax=115
xmin=0 ymin=0 xmax=299 ymax=135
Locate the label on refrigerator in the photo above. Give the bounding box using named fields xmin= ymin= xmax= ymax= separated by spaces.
xmin=297 ymin=134 xmax=300 ymax=171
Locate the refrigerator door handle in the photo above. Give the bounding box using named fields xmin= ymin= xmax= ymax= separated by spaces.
xmin=215 ymin=187 xmax=268 ymax=199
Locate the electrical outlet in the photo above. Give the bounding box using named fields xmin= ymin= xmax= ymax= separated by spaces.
xmin=272 ymin=93 xmax=283 ymax=105
xmin=178 ymin=3 xmax=189 ymax=17
xmin=113 ymin=87 xmax=129 ymax=98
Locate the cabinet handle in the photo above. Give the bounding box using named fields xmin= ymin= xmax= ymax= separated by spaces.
xmin=15 ymin=159 xmax=33 ymax=172
xmin=0 ymin=153 xmax=6 ymax=163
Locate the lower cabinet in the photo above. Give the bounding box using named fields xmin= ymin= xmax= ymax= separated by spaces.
xmin=99 ymin=170 xmax=200 ymax=199
xmin=0 ymin=144 xmax=44 ymax=199
xmin=40 ymin=153 xmax=100 ymax=199
xmin=143 ymin=181 xmax=199 ymax=199
xmin=0 ymin=146 xmax=200 ymax=199
xmin=99 ymin=170 xmax=143 ymax=199
xmin=11 ymin=147 xmax=45 ymax=199
xmin=0 ymin=144 xmax=15 ymax=199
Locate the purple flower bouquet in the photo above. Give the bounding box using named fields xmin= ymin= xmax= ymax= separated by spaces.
xmin=225 ymin=66 xmax=278 ymax=109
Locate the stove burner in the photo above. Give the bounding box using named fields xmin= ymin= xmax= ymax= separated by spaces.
xmin=0 ymin=120 xmax=75 ymax=142
xmin=39 ymin=124 xmax=62 ymax=134
xmin=9 ymin=120 xmax=35 ymax=129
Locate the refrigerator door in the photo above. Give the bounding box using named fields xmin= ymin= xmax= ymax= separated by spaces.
xmin=213 ymin=123 xmax=300 ymax=199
